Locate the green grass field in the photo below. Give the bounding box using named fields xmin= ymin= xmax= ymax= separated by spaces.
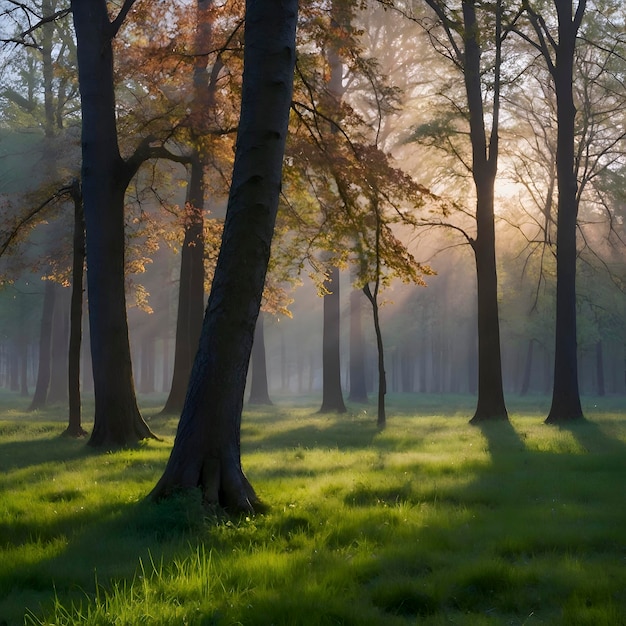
xmin=0 ymin=391 xmax=625 ymax=625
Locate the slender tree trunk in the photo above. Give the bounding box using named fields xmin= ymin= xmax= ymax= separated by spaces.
xmin=363 ymin=284 xmax=386 ymax=428
xmin=47 ymin=284 xmax=69 ymax=404
xmin=64 ymin=183 xmax=87 ymax=437
xmin=546 ymin=0 xmax=584 ymax=423
xmin=72 ymin=0 xmax=156 ymax=446
xmin=248 ymin=312 xmax=272 ymax=405
xmin=10 ymin=339 xmax=19 ymax=391
xmin=320 ymin=266 xmax=347 ymax=413
xmin=595 ymin=340 xmax=605 ymax=397
xmin=520 ymin=338 xmax=534 ymax=396
xmin=139 ymin=331 xmax=156 ymax=394
xmin=20 ymin=344 xmax=28 ymax=396
xmin=29 ymin=280 xmax=56 ymax=411
xmin=162 ymin=155 xmax=205 ymax=414
xmin=348 ymin=288 xmax=368 ymax=403
xmin=150 ymin=0 xmax=298 ymax=511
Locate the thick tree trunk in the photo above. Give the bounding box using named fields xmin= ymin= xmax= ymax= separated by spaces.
xmin=348 ymin=288 xmax=368 ymax=403
xmin=29 ymin=280 xmax=56 ymax=411
xmin=319 ymin=266 xmax=347 ymax=413
xmin=546 ymin=1 xmax=584 ymax=423
xmin=249 ymin=312 xmax=272 ymax=405
xmin=470 ymin=210 xmax=508 ymax=422
xmin=150 ymin=0 xmax=298 ymax=511
xmin=72 ymin=0 xmax=156 ymax=446
xmin=64 ymin=184 xmax=87 ymax=438
xmin=162 ymin=155 xmax=205 ymax=414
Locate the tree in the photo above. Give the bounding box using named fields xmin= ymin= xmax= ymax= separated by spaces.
xmin=71 ymin=0 xmax=191 ymax=446
xmin=150 ymin=0 xmax=298 ymax=511
xmin=63 ymin=179 xmax=87 ymax=436
xmin=348 ymin=286 xmax=368 ymax=402
xmin=161 ymin=163 xmax=206 ymax=414
xmin=519 ymin=0 xmax=587 ymax=422
xmin=28 ymin=278 xmax=55 ymax=410
xmin=248 ymin=311 xmax=272 ymax=405
xmin=319 ymin=265 xmax=347 ymax=413
xmin=415 ymin=0 xmax=509 ymax=422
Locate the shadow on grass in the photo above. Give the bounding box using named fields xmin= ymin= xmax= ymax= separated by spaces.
xmin=244 ymin=416 xmax=381 ymax=453
xmin=0 ymin=434 xmax=95 ymax=474
xmin=3 ymin=396 xmax=626 ymax=625
xmin=0 ymin=490 xmax=218 ymax=625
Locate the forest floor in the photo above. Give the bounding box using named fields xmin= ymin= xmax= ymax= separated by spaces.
xmin=0 ymin=391 xmax=625 ymax=625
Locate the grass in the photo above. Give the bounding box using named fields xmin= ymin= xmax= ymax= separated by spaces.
xmin=0 ymin=390 xmax=625 ymax=625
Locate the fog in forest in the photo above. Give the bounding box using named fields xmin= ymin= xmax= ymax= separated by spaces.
xmin=1 ymin=202 xmax=623 ymax=403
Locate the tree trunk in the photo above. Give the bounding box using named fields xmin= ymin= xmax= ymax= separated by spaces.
xmin=47 ymin=283 xmax=69 ymax=404
xmin=463 ymin=0 xmax=507 ymax=422
xmin=72 ymin=0 xmax=156 ymax=446
xmin=139 ymin=330 xmax=156 ymax=394
xmin=363 ymin=284 xmax=386 ymax=428
xmin=520 ymin=338 xmax=534 ymax=396
xmin=249 ymin=312 xmax=272 ymax=405
xmin=162 ymin=155 xmax=206 ymax=413
xmin=29 ymin=280 xmax=56 ymax=411
xmin=348 ymin=288 xmax=368 ymax=402
xmin=10 ymin=339 xmax=19 ymax=391
xmin=595 ymin=340 xmax=605 ymax=397
xmin=64 ymin=183 xmax=87 ymax=438
xmin=319 ymin=266 xmax=347 ymax=413
xmin=150 ymin=0 xmax=298 ymax=511
xmin=546 ymin=1 xmax=584 ymax=423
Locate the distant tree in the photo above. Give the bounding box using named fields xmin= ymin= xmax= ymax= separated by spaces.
xmin=28 ymin=279 xmax=55 ymax=410
xmin=63 ymin=179 xmax=87 ymax=436
xmin=248 ymin=311 xmax=272 ymax=405
xmin=348 ymin=286 xmax=368 ymax=403
xmin=150 ymin=0 xmax=298 ymax=511
xmin=319 ymin=265 xmax=347 ymax=413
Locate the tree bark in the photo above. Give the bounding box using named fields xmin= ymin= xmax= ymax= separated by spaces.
xmin=319 ymin=266 xmax=347 ymax=413
xmin=72 ymin=0 xmax=156 ymax=446
xmin=150 ymin=0 xmax=298 ymax=511
xmin=249 ymin=312 xmax=272 ymax=405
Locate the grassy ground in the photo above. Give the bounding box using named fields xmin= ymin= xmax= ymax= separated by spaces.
xmin=0 ymin=390 xmax=625 ymax=625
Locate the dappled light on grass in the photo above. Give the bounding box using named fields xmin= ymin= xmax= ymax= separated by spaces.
xmin=1 ymin=394 xmax=626 ymax=624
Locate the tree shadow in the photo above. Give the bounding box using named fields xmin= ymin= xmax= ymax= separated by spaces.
xmin=243 ymin=415 xmax=380 ymax=453
xmin=0 ymin=491 xmax=220 ymax=625
xmin=0 ymin=434 xmax=95 ymax=473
